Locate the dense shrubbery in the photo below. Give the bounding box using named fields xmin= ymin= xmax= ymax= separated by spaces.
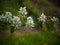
xmin=0 ymin=6 xmax=60 ymax=33
xmin=0 ymin=6 xmax=35 ymax=33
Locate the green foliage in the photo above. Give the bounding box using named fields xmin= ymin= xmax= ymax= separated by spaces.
xmin=23 ymin=0 xmax=41 ymax=16
xmin=46 ymin=21 xmax=53 ymax=31
xmin=0 ymin=21 xmax=15 ymax=33
xmin=46 ymin=16 xmax=53 ymax=31
xmin=42 ymin=24 xmax=48 ymax=31
xmin=0 ymin=0 xmax=20 ymax=15
xmin=0 ymin=21 xmax=8 ymax=32
xmin=0 ymin=32 xmax=60 ymax=45
xmin=10 ymin=26 xmax=15 ymax=33
xmin=58 ymin=21 xmax=60 ymax=29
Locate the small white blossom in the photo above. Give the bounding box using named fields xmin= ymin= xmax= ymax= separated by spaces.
xmin=51 ymin=17 xmax=58 ymax=22
xmin=26 ymin=16 xmax=35 ymax=28
xmin=0 ymin=14 xmax=6 ymax=21
xmin=11 ymin=16 xmax=21 ymax=29
xmin=5 ymin=12 xmax=12 ymax=16
xmin=19 ymin=7 xmax=28 ymax=15
xmin=38 ymin=13 xmax=46 ymax=24
xmin=5 ymin=12 xmax=12 ymax=23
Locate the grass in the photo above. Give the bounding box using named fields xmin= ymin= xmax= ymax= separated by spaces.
xmin=0 ymin=31 xmax=60 ymax=45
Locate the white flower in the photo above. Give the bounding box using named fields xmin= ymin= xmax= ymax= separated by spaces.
xmin=0 ymin=11 xmax=22 ymax=29
xmin=38 ymin=13 xmax=46 ymax=24
xmin=12 ymin=16 xmax=20 ymax=22
xmin=0 ymin=12 xmax=12 ymax=23
xmin=19 ymin=7 xmax=28 ymax=15
xmin=0 ymin=14 xmax=4 ymax=19
xmin=5 ymin=12 xmax=12 ymax=23
xmin=11 ymin=16 xmax=21 ymax=24
xmin=26 ymin=16 xmax=35 ymax=28
xmin=51 ymin=17 xmax=58 ymax=22
xmin=6 ymin=12 xmax=12 ymax=16
xmin=0 ymin=14 xmax=6 ymax=21
xmin=11 ymin=16 xmax=21 ymax=29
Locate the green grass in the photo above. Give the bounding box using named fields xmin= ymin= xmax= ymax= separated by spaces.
xmin=0 ymin=32 xmax=60 ymax=45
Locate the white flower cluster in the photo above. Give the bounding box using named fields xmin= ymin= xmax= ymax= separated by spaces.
xmin=19 ymin=7 xmax=28 ymax=16
xmin=0 ymin=6 xmax=59 ymax=30
xmin=0 ymin=12 xmax=21 ymax=29
xmin=38 ymin=13 xmax=59 ymax=24
xmin=11 ymin=16 xmax=21 ymax=29
xmin=26 ymin=16 xmax=35 ymax=28
xmin=5 ymin=12 xmax=12 ymax=23
xmin=0 ymin=14 xmax=6 ymax=21
xmin=51 ymin=17 xmax=58 ymax=22
xmin=38 ymin=13 xmax=46 ymax=24
xmin=0 ymin=12 xmax=12 ymax=22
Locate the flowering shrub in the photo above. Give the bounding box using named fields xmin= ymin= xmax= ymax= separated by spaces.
xmin=38 ymin=13 xmax=46 ymax=24
xmin=26 ymin=16 xmax=35 ymax=29
xmin=0 ymin=6 xmax=59 ymax=33
xmin=5 ymin=12 xmax=12 ymax=23
xmin=18 ymin=7 xmax=28 ymax=26
xmin=19 ymin=7 xmax=28 ymax=15
xmin=38 ymin=13 xmax=59 ymax=31
xmin=0 ymin=12 xmax=12 ymax=23
xmin=10 ymin=16 xmax=21 ymax=29
xmin=0 ymin=6 xmax=28 ymax=33
xmin=0 ymin=12 xmax=21 ymax=29
xmin=0 ymin=12 xmax=21 ymax=33
xmin=51 ymin=17 xmax=58 ymax=22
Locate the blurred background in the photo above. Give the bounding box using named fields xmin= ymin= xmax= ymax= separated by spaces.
xmin=0 ymin=0 xmax=60 ymax=19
